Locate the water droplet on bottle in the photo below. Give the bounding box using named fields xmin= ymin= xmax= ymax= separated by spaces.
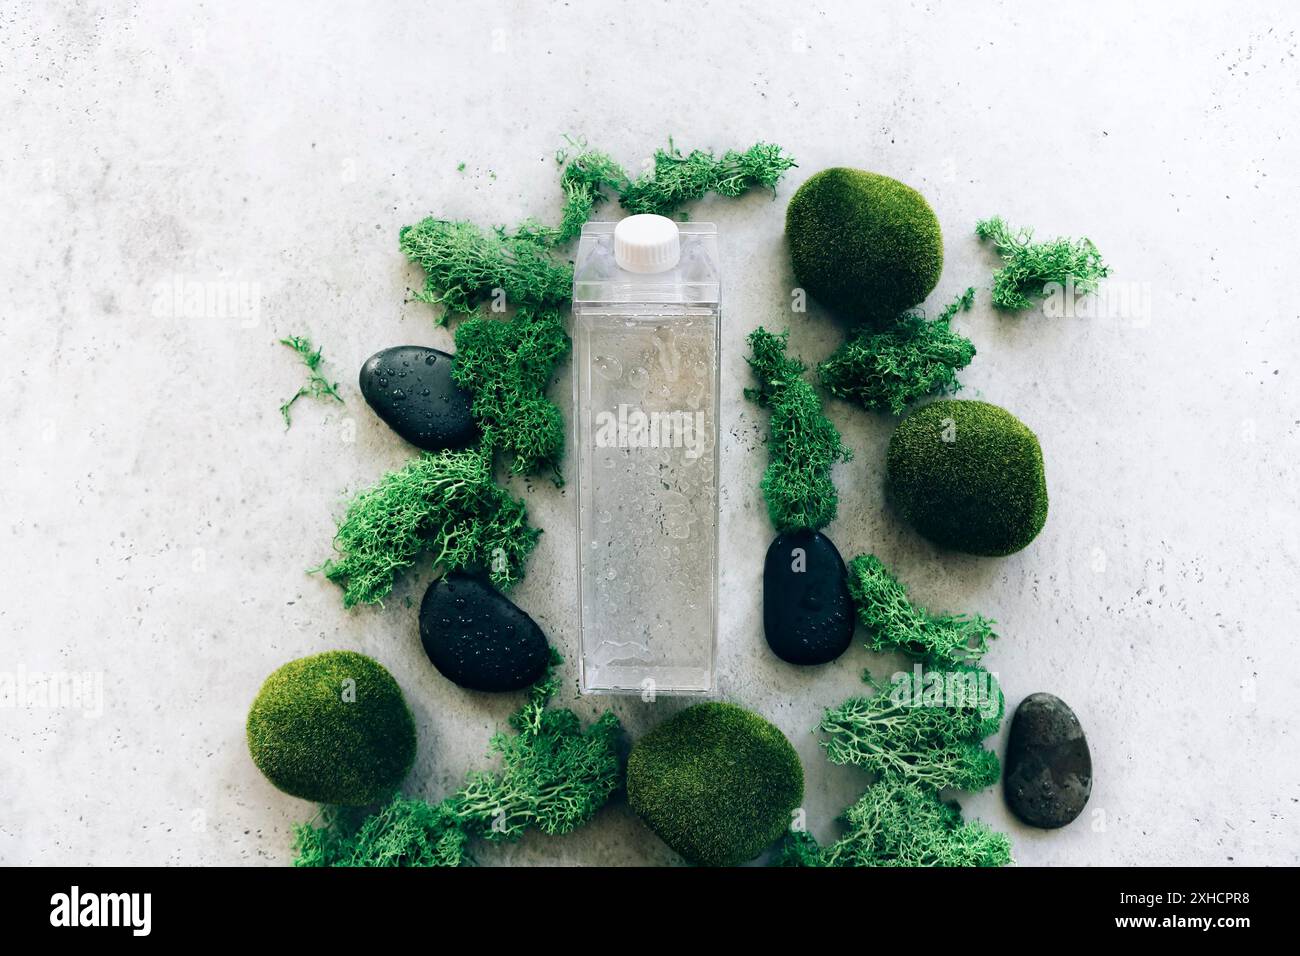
xmin=593 ymin=354 xmax=623 ymax=381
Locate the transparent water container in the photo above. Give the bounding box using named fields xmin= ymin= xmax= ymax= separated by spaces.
xmin=572 ymin=216 xmax=720 ymax=695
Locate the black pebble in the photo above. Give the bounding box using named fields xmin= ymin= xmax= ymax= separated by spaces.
xmin=1004 ymin=692 xmax=1093 ymax=828
xmin=762 ymin=529 xmax=854 ymax=665
xmin=360 ymin=345 xmax=477 ymax=450
xmin=419 ymin=572 xmax=550 ymax=692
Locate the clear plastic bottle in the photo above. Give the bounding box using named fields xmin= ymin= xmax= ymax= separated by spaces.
xmin=572 ymin=215 xmax=720 ymax=695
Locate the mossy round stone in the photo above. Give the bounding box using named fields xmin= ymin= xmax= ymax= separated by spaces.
xmin=887 ymin=399 xmax=1048 ymax=556
xmin=627 ymin=702 xmax=804 ymax=866
xmin=786 ymin=167 xmax=943 ymax=324
xmin=247 ymin=650 xmax=416 ymax=805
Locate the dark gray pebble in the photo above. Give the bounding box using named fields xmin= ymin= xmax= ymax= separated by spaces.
xmin=762 ymin=529 xmax=854 ymax=665
xmin=1004 ymin=692 xmax=1093 ymax=828
xmin=419 ymin=572 xmax=549 ymax=692
xmin=360 ymin=345 xmax=477 ymax=450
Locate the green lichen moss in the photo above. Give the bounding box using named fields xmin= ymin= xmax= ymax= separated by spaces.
xmin=773 ymin=778 xmax=1013 ymax=868
xmin=247 ymin=651 xmax=416 ymax=806
xmin=744 ymin=326 xmax=853 ymax=532
xmin=786 ymin=168 xmax=943 ymax=325
xmin=318 ymin=447 xmax=540 ymax=608
xmin=886 ymin=399 xmax=1048 ymax=556
xmin=452 ymin=305 xmax=570 ymax=482
xmin=626 ymin=702 xmax=804 ymax=867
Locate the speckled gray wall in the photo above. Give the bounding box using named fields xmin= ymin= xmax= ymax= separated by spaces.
xmin=1 ymin=0 xmax=1297 ymax=865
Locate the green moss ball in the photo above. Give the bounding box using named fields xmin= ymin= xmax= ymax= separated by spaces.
xmin=887 ymin=399 xmax=1049 ymax=556
xmin=627 ymin=702 xmax=804 ymax=866
xmin=786 ymin=167 xmax=943 ymax=324
xmin=247 ymin=650 xmax=416 ymax=805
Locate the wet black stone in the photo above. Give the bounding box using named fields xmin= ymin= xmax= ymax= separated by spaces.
xmin=359 ymin=345 xmax=477 ymax=450
xmin=762 ymin=530 xmax=854 ymax=665
xmin=1003 ymin=692 xmax=1093 ymax=828
xmin=419 ymin=572 xmax=550 ymax=692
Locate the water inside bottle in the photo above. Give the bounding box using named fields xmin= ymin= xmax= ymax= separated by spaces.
xmin=572 ymin=221 xmax=720 ymax=694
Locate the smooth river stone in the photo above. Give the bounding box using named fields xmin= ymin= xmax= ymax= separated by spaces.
xmin=1003 ymin=692 xmax=1093 ymax=828
xmin=360 ymin=345 xmax=477 ymax=450
xmin=762 ymin=529 xmax=854 ymax=665
xmin=418 ymin=572 xmax=550 ymax=692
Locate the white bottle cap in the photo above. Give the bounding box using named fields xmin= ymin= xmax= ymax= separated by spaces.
xmin=614 ymin=214 xmax=681 ymax=273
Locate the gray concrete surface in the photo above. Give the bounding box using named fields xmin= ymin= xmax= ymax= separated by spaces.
xmin=2 ymin=0 xmax=1298 ymax=866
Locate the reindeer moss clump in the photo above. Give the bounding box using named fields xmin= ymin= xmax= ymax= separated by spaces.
xmin=318 ymin=447 xmax=540 ymax=607
xmin=774 ymin=779 xmax=1012 ymax=867
xmin=452 ymin=306 xmax=570 ymax=482
xmin=819 ymin=666 xmax=1004 ymax=791
xmin=818 ymin=288 xmax=977 ymax=414
xmin=627 ymin=703 xmax=803 ymax=867
xmin=277 ymin=334 xmax=344 ymax=428
xmin=398 ymin=219 xmax=573 ymax=321
xmin=247 ymin=651 xmax=416 ymax=806
xmin=618 ymin=141 xmax=796 ymax=216
xmin=786 ymin=168 xmax=943 ymax=325
xmin=976 ymin=216 xmax=1109 ymax=312
xmin=294 ymin=798 xmax=470 ymax=868
xmin=847 ymin=553 xmax=996 ymax=666
xmin=887 ymin=399 xmax=1048 ymax=556
xmin=744 ymin=327 xmax=852 ymax=532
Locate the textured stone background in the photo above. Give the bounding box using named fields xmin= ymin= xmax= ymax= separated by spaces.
xmin=2 ymin=0 xmax=1297 ymax=865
